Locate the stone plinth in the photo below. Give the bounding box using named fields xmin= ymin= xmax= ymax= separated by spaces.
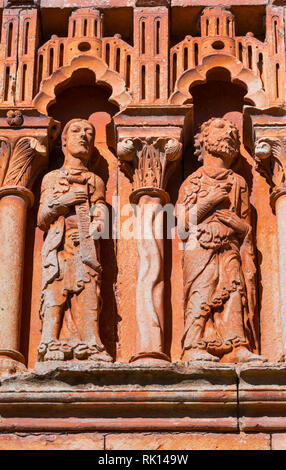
xmin=238 ymin=363 xmax=286 ymax=432
xmin=0 ymin=362 xmax=237 ymax=432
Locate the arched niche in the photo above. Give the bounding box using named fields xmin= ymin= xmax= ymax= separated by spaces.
xmin=184 ymin=66 xmax=254 ymax=193
xmin=190 ymin=67 xmax=247 ymax=132
xmin=170 ymin=56 xmax=267 ymax=181
xmin=33 ymin=55 xmax=132 ymax=115
xmin=23 ymin=60 xmax=124 ymax=368
xmin=46 ymin=68 xmax=119 ymax=156
xmin=169 ymin=54 xmax=267 ymax=110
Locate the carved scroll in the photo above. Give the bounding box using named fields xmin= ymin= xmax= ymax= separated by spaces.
xmin=76 ymin=197 xmax=101 ymax=273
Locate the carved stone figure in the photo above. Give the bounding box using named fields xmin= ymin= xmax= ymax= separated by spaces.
xmin=177 ymin=118 xmax=266 ymax=363
xmin=37 ymin=119 xmax=112 ymax=362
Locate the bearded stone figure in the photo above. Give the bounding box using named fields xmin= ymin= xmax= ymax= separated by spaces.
xmin=37 ymin=119 xmax=112 ymax=363
xmin=177 ymin=118 xmax=266 ymax=363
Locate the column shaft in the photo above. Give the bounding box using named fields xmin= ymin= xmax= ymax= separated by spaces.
xmin=0 ymin=187 xmax=33 ymax=371
xmin=276 ymin=195 xmax=286 ymax=356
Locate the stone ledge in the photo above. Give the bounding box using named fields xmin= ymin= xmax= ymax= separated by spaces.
xmin=2 ymin=362 xmax=286 ymax=433
xmin=238 ymin=363 xmax=286 ymax=431
xmin=0 ymin=362 xmax=237 ymax=432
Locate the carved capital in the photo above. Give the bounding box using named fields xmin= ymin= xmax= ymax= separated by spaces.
xmin=0 ymin=108 xmax=61 ymax=191
xmin=117 ymin=137 xmax=182 ymax=204
xmin=254 ymin=136 xmax=286 ymax=210
xmin=243 ymin=106 xmax=286 ymax=210
xmin=1 ymin=137 xmax=47 ymax=190
xmin=254 ymin=137 xmax=286 ymax=193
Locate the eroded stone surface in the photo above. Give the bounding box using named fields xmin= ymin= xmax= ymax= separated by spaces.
xmin=106 ymin=432 xmax=271 ymax=450
xmin=0 ymin=433 xmax=104 ymax=450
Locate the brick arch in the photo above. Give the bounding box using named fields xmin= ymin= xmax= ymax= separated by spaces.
xmin=33 ymin=55 xmax=132 ymax=115
xmin=169 ymin=54 xmax=268 ymax=108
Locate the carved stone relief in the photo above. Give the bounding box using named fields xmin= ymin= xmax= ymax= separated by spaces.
xmin=37 ymin=119 xmax=112 ymax=363
xmin=177 ymin=118 xmax=266 ymax=364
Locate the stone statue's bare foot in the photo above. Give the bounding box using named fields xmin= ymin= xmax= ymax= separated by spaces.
xmin=39 ymin=340 xmax=72 ymax=361
xmin=44 ymin=349 xmax=65 ymax=361
xmin=182 ymin=349 xmax=219 ymax=362
xmin=222 ymin=347 xmax=267 ymax=363
xmin=89 ymin=350 xmax=113 ymax=362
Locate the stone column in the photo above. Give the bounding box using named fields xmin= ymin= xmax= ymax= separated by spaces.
xmin=244 ymin=106 xmax=286 ymax=360
xmin=0 ymin=186 xmax=33 ymax=372
xmin=274 ymin=189 xmax=286 ymax=358
xmin=114 ymin=105 xmax=191 ymax=365
xmin=117 ymin=137 xmax=182 ymax=365
xmin=0 ymin=109 xmax=60 ymax=374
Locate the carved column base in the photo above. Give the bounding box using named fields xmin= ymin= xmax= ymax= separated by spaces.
xmin=0 ymin=350 xmax=26 ymax=375
xmin=129 ymin=351 xmax=171 ymax=366
xmin=130 ymin=187 xmax=170 ymax=205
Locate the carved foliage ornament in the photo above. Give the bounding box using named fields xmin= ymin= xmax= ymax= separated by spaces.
xmin=254 ymin=137 xmax=286 ymax=207
xmin=117 ymin=137 xmax=182 ymax=191
xmin=0 ymin=137 xmax=47 ymax=189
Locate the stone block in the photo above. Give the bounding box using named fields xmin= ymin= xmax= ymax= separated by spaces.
xmin=0 ymin=433 xmax=104 ymax=450
xmin=106 ymin=432 xmax=271 ymax=450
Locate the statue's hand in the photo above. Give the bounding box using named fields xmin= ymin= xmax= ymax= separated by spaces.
xmin=89 ymin=219 xmax=103 ymax=240
xmin=60 ymin=190 xmax=88 ymax=206
xmin=216 ymin=209 xmax=249 ymax=236
xmin=208 ymin=183 xmax=232 ymax=207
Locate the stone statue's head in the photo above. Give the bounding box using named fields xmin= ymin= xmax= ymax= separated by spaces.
xmin=194 ymin=117 xmax=240 ymax=165
xmin=62 ymin=119 xmax=95 ymax=164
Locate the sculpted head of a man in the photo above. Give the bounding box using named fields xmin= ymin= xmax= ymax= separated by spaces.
xmin=62 ymin=119 xmax=95 ymax=164
xmin=194 ymin=118 xmax=240 ymax=165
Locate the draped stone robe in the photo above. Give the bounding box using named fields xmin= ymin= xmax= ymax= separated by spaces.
xmin=37 ymin=167 xmax=106 ymax=350
xmin=177 ymin=166 xmax=258 ymax=357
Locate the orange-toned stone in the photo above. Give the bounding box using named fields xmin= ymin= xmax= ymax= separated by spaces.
xmin=105 ymin=432 xmax=270 ymax=450
xmin=271 ymin=434 xmax=286 ymax=450
xmin=0 ymin=433 xmax=104 ymax=450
